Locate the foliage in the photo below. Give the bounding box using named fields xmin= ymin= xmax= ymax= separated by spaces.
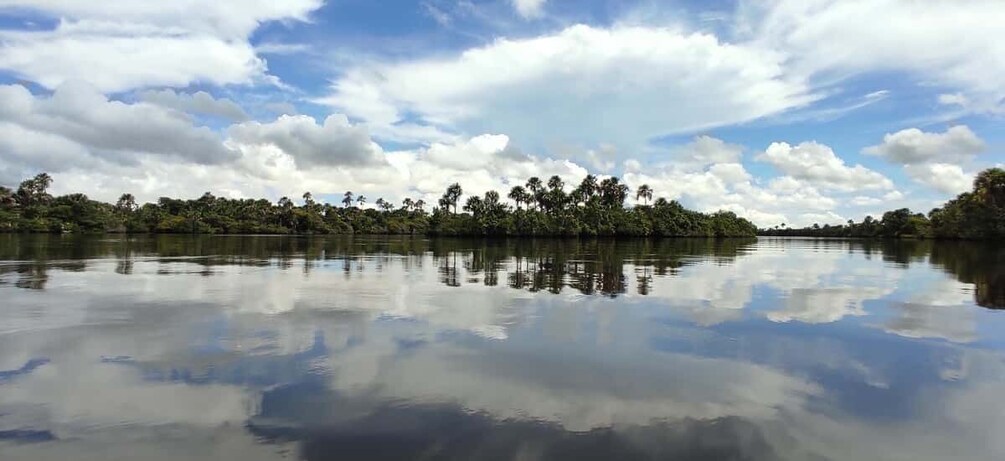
xmin=0 ymin=172 xmax=758 ymax=237
xmin=759 ymin=168 xmax=1004 ymax=240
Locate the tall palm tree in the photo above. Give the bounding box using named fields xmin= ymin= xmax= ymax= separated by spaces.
xmin=444 ymin=183 xmax=462 ymax=214
xmin=414 ymin=199 xmax=426 ymax=212
xmin=508 ymin=186 xmax=528 ymax=210
xmin=356 ymin=195 xmax=367 ymax=208
xmin=600 ymin=177 xmax=629 ymax=209
xmin=974 ymin=167 xmax=1005 ymax=208
xmin=402 ymin=197 xmax=414 ymax=211
xmin=636 ymin=184 xmax=653 ymax=206
xmin=525 ymin=177 xmax=543 ymax=210
xmin=342 ymin=191 xmax=353 ymax=208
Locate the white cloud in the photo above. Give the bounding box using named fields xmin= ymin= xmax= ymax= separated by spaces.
xmin=757 ymin=141 xmax=892 ymax=191
xmin=863 ymin=126 xmax=984 ymax=194
xmin=864 ymin=126 xmax=985 ymax=165
xmin=744 ymin=0 xmax=1005 ymax=113
xmin=138 ymin=89 xmax=249 ymax=121
xmin=669 ymin=135 xmax=745 ymax=169
xmin=0 ymin=0 xmax=322 ymax=39
xmin=321 ymin=24 xmax=815 ymax=148
xmin=904 ymin=163 xmax=973 ymax=195
xmin=512 ymin=0 xmax=547 ymax=19
xmin=0 ymin=24 xmax=266 ymax=93
xmin=0 ymin=1 xmax=323 ymax=92
xmin=624 ymin=154 xmax=840 ymax=227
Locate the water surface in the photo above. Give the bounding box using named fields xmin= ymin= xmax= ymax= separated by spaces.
xmin=1 ymin=235 xmax=1003 ymax=460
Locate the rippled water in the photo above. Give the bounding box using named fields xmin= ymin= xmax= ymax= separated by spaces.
xmin=0 ymin=235 xmax=1003 ymax=460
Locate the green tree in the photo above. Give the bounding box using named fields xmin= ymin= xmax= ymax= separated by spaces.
xmin=442 ymin=183 xmax=462 ymax=214
xmin=636 ymin=184 xmax=653 ymax=206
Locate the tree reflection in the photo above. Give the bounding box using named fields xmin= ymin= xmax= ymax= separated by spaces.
xmin=0 ymin=234 xmax=1001 ymax=309
xmin=929 ymin=242 xmax=1005 ymax=309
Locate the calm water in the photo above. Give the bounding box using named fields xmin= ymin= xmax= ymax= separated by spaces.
xmin=0 ymin=235 xmax=1003 ymax=461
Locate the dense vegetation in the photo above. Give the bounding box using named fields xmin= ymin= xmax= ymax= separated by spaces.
xmin=759 ymin=168 xmax=1005 ymax=240
xmin=0 ymin=173 xmax=757 ymax=237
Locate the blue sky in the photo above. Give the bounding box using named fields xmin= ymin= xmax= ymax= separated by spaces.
xmin=0 ymin=0 xmax=1001 ymax=226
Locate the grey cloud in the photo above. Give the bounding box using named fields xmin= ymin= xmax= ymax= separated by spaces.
xmin=138 ymin=89 xmax=249 ymax=121
xmin=228 ymin=114 xmax=386 ymax=168
xmin=0 ymin=82 xmax=238 ymax=167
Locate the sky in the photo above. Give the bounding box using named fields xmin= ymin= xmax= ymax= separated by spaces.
xmin=0 ymin=0 xmax=1002 ymax=227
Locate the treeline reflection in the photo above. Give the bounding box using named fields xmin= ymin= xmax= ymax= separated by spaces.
xmin=0 ymin=235 xmax=1001 ymax=308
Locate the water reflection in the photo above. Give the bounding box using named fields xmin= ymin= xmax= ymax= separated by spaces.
xmin=0 ymin=235 xmax=1003 ymax=461
xmin=1 ymin=235 xmax=999 ymax=309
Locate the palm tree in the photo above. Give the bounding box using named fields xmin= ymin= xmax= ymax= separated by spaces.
xmin=508 ymin=186 xmax=528 ymax=210
xmin=376 ymin=198 xmax=393 ymax=212
xmin=636 ymin=184 xmax=653 ymax=206
xmin=414 ymin=199 xmax=426 ymax=212
xmin=599 ymin=177 xmax=629 ymax=209
xmin=973 ymin=167 xmax=1005 ymax=208
xmin=526 ymin=177 xmax=543 ymax=210
xmin=342 ymin=191 xmax=354 ymax=208
xmin=356 ymin=195 xmax=367 ymax=208
xmin=443 ymin=183 xmax=462 ymax=214
xmin=402 ymin=197 xmax=414 ymax=211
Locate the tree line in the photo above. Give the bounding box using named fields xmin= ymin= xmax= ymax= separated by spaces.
xmin=759 ymin=168 xmax=1005 ymax=240
xmin=0 ymin=173 xmax=757 ymax=237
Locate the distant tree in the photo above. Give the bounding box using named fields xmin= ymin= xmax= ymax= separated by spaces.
xmin=0 ymin=186 xmax=15 ymax=208
xmin=599 ymin=177 xmax=629 ymax=209
xmin=342 ymin=191 xmax=353 ymax=208
xmin=442 ymin=183 xmax=462 ymax=214
xmin=356 ymin=195 xmax=367 ymax=208
xmin=974 ymin=167 xmax=1005 ymax=208
xmin=636 ymin=184 xmax=653 ymax=206
xmin=525 ymin=177 xmax=543 ymax=210
xmin=508 ymin=186 xmax=529 ymax=210
xmin=116 ymin=193 xmax=137 ymax=212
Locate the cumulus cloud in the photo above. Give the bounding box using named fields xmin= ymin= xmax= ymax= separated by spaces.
xmin=228 ymin=114 xmax=386 ymax=168
xmin=0 ymin=83 xmax=237 ymax=174
xmin=138 ymin=89 xmax=249 ymax=121
xmin=757 ymin=141 xmax=892 ymax=191
xmin=0 ymin=1 xmax=323 ymax=92
xmin=864 ymin=126 xmax=985 ymax=194
xmin=321 ymin=24 xmax=814 ymax=148
xmin=623 ymin=137 xmax=844 ymax=227
xmin=904 ymin=163 xmax=972 ymax=195
xmin=864 ymin=126 xmax=985 ymax=165
xmin=512 ymin=0 xmax=547 ymax=19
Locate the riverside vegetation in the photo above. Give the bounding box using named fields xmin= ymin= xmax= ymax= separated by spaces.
xmin=0 ymin=174 xmax=756 ymax=237
xmin=1 ymin=168 xmax=1001 ymax=239
xmin=758 ymin=168 xmax=1004 ymax=240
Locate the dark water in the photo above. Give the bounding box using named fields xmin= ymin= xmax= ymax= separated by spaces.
xmin=0 ymin=235 xmax=1003 ymax=461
